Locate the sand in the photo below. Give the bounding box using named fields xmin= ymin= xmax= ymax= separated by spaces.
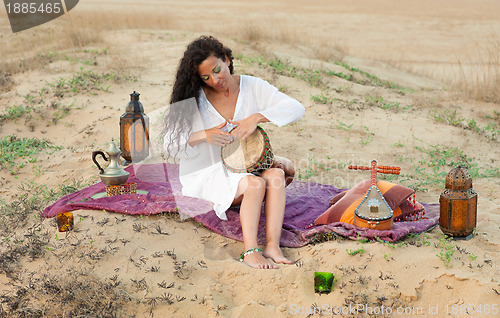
xmin=0 ymin=1 xmax=499 ymax=317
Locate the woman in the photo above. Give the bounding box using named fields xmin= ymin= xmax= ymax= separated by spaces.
xmin=163 ymin=36 xmax=305 ymax=269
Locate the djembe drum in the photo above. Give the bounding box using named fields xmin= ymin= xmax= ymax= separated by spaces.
xmin=221 ymin=126 xmax=274 ymax=174
xmin=221 ymin=127 xmax=295 ymax=186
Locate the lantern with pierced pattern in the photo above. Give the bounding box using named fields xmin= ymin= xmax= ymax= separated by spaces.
xmin=120 ymin=91 xmax=149 ymax=165
xmin=439 ymin=165 xmax=477 ymax=237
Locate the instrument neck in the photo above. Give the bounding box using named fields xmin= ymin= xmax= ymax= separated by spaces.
xmin=370 ymin=160 xmax=377 ymax=186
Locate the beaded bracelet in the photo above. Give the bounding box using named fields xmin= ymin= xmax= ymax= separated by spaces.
xmin=239 ymin=247 xmax=262 ymax=262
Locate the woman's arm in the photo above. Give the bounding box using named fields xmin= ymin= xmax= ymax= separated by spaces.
xmin=254 ymin=76 xmax=305 ymax=127
xmin=229 ymin=77 xmax=305 ymax=140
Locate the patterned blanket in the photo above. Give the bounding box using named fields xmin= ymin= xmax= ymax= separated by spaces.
xmin=43 ymin=163 xmax=439 ymax=247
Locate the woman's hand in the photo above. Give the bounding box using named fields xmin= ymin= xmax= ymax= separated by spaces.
xmin=189 ymin=121 xmax=233 ymax=147
xmin=206 ymin=121 xmax=234 ymax=146
xmin=229 ymin=113 xmax=268 ymax=140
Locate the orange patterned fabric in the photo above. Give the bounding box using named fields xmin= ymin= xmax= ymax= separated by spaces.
xmin=314 ymin=179 xmax=415 ymax=225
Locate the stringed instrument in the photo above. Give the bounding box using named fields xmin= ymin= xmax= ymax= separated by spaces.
xmin=348 ymin=160 xmax=401 ymax=230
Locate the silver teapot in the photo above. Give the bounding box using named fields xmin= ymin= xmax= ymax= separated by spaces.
xmin=92 ymin=140 xmax=129 ymax=186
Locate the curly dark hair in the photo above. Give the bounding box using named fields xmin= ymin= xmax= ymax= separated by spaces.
xmin=162 ymin=35 xmax=234 ymax=158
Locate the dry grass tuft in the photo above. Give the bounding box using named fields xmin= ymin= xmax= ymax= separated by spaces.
xmin=239 ymin=23 xmax=265 ymax=44
xmin=66 ymin=27 xmax=103 ymax=48
xmin=454 ymin=33 xmax=500 ymax=104
xmin=0 ymin=269 xmax=135 ymax=317
xmin=0 ymin=54 xmax=56 ymax=82
xmin=313 ymin=40 xmax=348 ymax=63
xmin=76 ymin=10 xmax=173 ymax=31
xmin=0 ymin=179 xmax=133 ymax=317
xmin=0 ymin=225 xmax=50 ymax=277
xmin=0 ymin=9 xmax=174 ymax=90
xmin=0 ymin=25 xmax=103 ymax=92
xmin=217 ymin=17 xmax=300 ymax=48
xmin=0 ymin=181 xmax=85 ymax=235
xmin=0 ymin=73 xmax=14 ymax=91
xmin=0 ymin=180 xmax=88 ymax=277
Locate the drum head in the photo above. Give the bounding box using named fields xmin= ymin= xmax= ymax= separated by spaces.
xmin=222 ymin=127 xmax=266 ymax=172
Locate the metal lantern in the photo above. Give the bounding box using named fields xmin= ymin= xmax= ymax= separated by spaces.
xmin=439 ymin=165 xmax=477 ymax=237
xmin=120 ymin=91 xmax=149 ymax=165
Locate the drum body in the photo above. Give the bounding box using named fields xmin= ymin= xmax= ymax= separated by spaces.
xmin=221 ymin=126 xmax=274 ymax=174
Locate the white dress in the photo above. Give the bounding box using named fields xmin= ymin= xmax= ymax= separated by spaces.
xmin=164 ymin=75 xmax=305 ymax=220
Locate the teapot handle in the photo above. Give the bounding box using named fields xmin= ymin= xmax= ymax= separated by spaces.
xmin=92 ymin=151 xmax=108 ymax=174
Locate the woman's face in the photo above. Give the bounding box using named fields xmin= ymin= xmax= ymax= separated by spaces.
xmin=197 ymin=55 xmax=231 ymax=91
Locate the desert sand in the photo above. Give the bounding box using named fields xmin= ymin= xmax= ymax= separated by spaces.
xmin=0 ymin=1 xmax=499 ymax=317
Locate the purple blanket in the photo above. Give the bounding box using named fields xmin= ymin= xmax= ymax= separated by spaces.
xmin=43 ymin=163 xmax=439 ymax=247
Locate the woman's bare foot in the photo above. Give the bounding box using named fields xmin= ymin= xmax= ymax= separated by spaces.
xmin=242 ymin=250 xmax=278 ymax=269
xmin=263 ymin=245 xmax=293 ymax=264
